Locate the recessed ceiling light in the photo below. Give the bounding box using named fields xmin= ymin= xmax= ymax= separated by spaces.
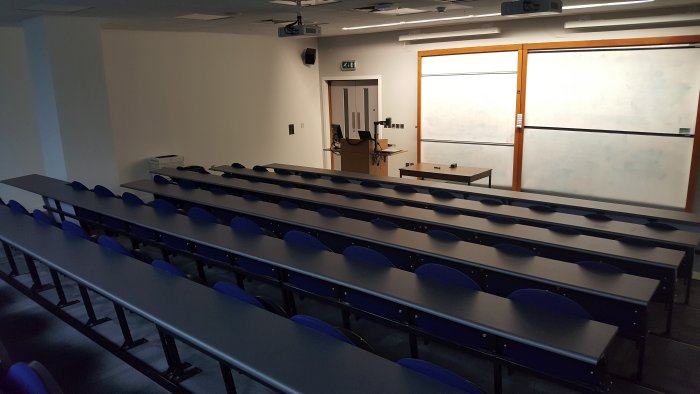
xmin=342 ymin=12 xmax=500 ymax=31
xmin=176 ymin=14 xmax=231 ymax=21
xmin=270 ymin=0 xmax=339 ymax=6
xmin=18 ymin=3 xmax=92 ymax=13
xmin=563 ymin=0 xmax=654 ymax=10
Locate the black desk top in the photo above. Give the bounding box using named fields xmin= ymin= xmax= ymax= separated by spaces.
xmin=261 ymin=163 xmax=700 ymax=227
xmin=0 ymin=206 xmax=471 ymax=394
xmin=142 ymin=171 xmax=684 ymax=272
xmin=2 ymin=175 xmax=618 ymax=364
xmin=205 ymin=166 xmax=700 ymax=249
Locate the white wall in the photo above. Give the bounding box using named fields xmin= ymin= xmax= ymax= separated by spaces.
xmin=318 ymin=11 xmax=700 ymax=205
xmin=0 ymin=27 xmax=44 ymax=209
xmin=101 ymin=30 xmax=324 ymax=187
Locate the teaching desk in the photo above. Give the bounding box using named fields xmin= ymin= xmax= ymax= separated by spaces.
xmin=262 ymin=163 xmax=700 ymax=228
xmin=205 ymin=166 xmax=700 ymax=250
xmin=0 ymin=178 xmax=619 ymax=391
xmin=0 ymin=207 xmax=471 ymax=394
xmin=141 ymin=171 xmax=683 ymax=293
xmin=399 ymin=162 xmax=492 ymax=187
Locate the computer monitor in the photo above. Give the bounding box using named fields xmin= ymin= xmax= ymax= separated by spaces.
xmin=358 ymin=130 xmax=373 ymax=141
xmin=331 ymin=124 xmax=343 ymax=143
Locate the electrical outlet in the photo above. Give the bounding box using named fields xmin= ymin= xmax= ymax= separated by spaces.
xmin=288 ymin=124 xmax=294 ymax=135
xmin=399 ymin=124 xmax=404 ymax=129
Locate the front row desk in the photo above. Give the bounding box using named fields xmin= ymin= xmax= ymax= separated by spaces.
xmin=2 ymin=174 xmax=664 ymax=393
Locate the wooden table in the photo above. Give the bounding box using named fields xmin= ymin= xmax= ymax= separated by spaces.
xmin=400 ymin=163 xmax=492 ymax=187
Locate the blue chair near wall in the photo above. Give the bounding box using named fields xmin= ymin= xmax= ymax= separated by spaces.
xmin=69 ymin=180 xmax=89 ymax=191
xmin=122 ymin=192 xmax=146 ymax=206
xmin=231 ymin=162 xmax=246 ymax=169
xmin=153 ymin=175 xmax=172 ymax=185
xmin=412 ymin=264 xmax=486 ymax=357
xmin=371 ymin=218 xmax=399 ymax=229
xmin=398 ymin=358 xmax=483 ymax=394
xmin=152 ymin=198 xmax=179 ymax=214
xmin=97 ymin=235 xmax=135 ymax=258
xmin=93 ymin=185 xmax=117 ymax=198
xmin=61 ymin=221 xmax=91 ymax=241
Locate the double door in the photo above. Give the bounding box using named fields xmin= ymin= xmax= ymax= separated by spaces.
xmin=329 ymin=80 xmax=378 ymax=170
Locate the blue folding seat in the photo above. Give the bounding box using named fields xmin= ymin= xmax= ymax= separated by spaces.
xmin=429 ymin=189 xmax=462 ymax=199
xmin=7 ymin=200 xmax=29 ymax=215
xmin=213 ymin=282 xmax=288 ymax=317
xmin=394 ymin=184 xmax=418 ymax=194
xmin=152 ymin=259 xmax=187 ymax=278
xmin=398 ymin=358 xmax=483 ymax=394
xmin=4 ymin=361 xmax=63 ymax=394
xmin=230 ymin=217 xmax=277 ymax=279
xmin=32 ymin=210 xmax=54 ymax=226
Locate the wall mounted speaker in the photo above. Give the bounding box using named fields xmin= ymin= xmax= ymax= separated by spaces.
xmin=303 ymin=48 xmax=316 ymax=65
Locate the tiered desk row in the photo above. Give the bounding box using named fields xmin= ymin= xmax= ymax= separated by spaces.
xmin=3 ymin=165 xmax=698 ymax=393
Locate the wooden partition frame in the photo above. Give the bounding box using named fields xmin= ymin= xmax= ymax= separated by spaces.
xmin=417 ymin=35 xmax=700 ymax=211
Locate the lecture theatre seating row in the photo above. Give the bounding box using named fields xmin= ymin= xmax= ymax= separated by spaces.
xmin=1 ymin=179 xmax=620 ymax=392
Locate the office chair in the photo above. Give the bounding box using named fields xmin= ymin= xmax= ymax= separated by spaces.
xmin=309 ymin=186 xmax=328 ymax=194
xmin=252 ymin=165 xmax=269 ymax=172
xmin=528 ymin=204 xmax=556 ymax=213
xmin=231 ymin=162 xmax=246 ymax=169
xmin=318 ymin=207 xmax=341 ymax=218
xmin=398 ymin=358 xmax=483 ymax=394
xmin=344 ymin=191 xmax=363 ymax=199
xmin=7 ymin=200 xmax=29 ymax=215
xmin=61 ymin=221 xmax=91 ymax=241
xmin=176 ymin=179 xmax=198 ymax=190
xmin=97 ymin=235 xmax=135 ymax=258
xmin=618 ymin=236 xmax=656 ymax=248
xmin=152 ymin=259 xmax=187 ymax=278
xmin=486 ymin=215 xmax=518 ymax=225
xmin=360 ymin=180 xmax=381 ymax=188
xmin=152 ymin=199 xmax=178 ymax=214
xmin=278 ymin=200 xmax=299 ymax=209
xmin=121 ymin=192 xmax=146 ymax=206
xmin=429 ymin=189 xmax=462 ymax=199
xmin=69 ymin=180 xmax=89 ymax=191
xmin=213 ymin=282 xmax=288 ymax=317
xmin=291 ymin=315 xmax=355 ymax=345
xmin=32 ymin=210 xmax=54 ymax=226
xmin=470 ymin=196 xmax=503 ymax=206
xmin=577 ymin=260 xmax=624 ymax=274
xmin=645 ymin=221 xmax=678 ymax=231
xmin=584 ymin=213 xmax=612 ymax=221
xmin=412 ymin=264 xmax=485 ymax=357
xmin=4 ymin=361 xmax=64 ymax=394
xmin=493 ymin=243 xmax=535 ymax=257
xmin=427 ymin=229 xmax=461 ymax=242
xmin=274 ymin=168 xmax=293 ymax=175
xmin=93 ymin=185 xmax=117 ymax=198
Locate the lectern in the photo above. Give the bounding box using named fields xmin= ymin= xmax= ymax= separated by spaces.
xmin=340 ymin=139 xmax=389 ymax=176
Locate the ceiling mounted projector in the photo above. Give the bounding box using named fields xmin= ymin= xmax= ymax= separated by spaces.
xmin=278 ymin=24 xmax=321 ymax=37
xmin=501 ymin=0 xmax=562 ymax=16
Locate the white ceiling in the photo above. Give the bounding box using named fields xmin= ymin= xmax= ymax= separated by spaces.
xmin=1 ymin=0 xmax=699 ymax=36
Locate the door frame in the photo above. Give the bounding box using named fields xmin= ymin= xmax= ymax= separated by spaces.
xmin=321 ymin=75 xmax=382 ymax=169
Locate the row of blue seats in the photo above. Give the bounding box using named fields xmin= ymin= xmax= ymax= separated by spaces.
xmin=0 ymin=199 xmax=484 ymax=393
xmin=20 ymin=184 xmax=610 ymax=388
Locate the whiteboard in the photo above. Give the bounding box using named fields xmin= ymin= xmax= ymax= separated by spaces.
xmin=526 ymin=47 xmax=700 ymax=134
xmin=421 ymin=141 xmax=513 ymax=188
xmin=521 ymin=129 xmax=693 ymax=208
xmin=421 ymin=73 xmax=517 ymax=143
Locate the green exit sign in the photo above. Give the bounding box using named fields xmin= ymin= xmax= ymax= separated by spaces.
xmin=341 ymin=60 xmax=356 ymax=71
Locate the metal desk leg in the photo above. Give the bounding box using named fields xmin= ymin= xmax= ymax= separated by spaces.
xmin=157 ymin=328 xmax=201 ymax=382
xmin=493 ymin=363 xmax=503 ymax=394
xmin=635 ymin=338 xmax=646 ymax=381
xmin=113 ymin=303 xmax=147 ymax=350
xmin=220 ymin=363 xmax=238 ymax=394
xmin=489 ymin=175 xmax=492 ymax=188
xmin=665 ymin=300 xmax=674 ymax=337
xmin=23 ymin=254 xmax=53 ymax=292
xmin=78 ymin=285 xmax=111 ymax=327
xmin=2 ymin=242 xmax=19 ymax=276
xmin=49 ymin=269 xmax=79 ymax=308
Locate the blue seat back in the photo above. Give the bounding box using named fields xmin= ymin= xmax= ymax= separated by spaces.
xmin=430 ymin=189 xmax=462 ymax=199
xmin=342 ymin=246 xmax=393 ymax=267
xmin=187 ymin=207 xmax=219 ymax=224
xmin=93 ymin=185 xmax=116 ymax=198
xmin=291 ymin=315 xmax=354 ymax=345
xmin=344 ymin=191 xmax=363 ymax=199
xmin=309 ymin=186 xmax=327 ymax=194
xmin=231 ymin=162 xmax=246 ymax=169
xmin=283 ymin=231 xmax=330 ymax=251
xmin=360 ymin=180 xmax=381 ymax=188
xmin=278 ymin=200 xmax=299 ymax=209
xmin=548 ymin=225 xmax=580 ymax=235
xmin=330 ymin=176 xmax=350 ymax=183
xmin=415 ymin=264 xmax=480 ymax=290
xmin=61 ymin=221 xmax=91 ymax=240
xmin=398 ymin=358 xmax=483 ymax=394
xmin=152 ymin=199 xmax=178 ymax=214
xmin=274 ymin=168 xmax=292 ymax=175
xmin=252 ymin=165 xmax=269 ymax=172
xmin=152 ymin=259 xmax=187 ymax=278
xmin=97 ymin=235 xmax=133 ymax=257
xmin=529 ymin=204 xmax=555 ymax=213
xmin=468 ymin=196 xmax=502 ymax=205
xmin=177 ymin=179 xmax=198 ymax=189
xmin=383 ymin=198 xmax=404 ymax=206
xmin=494 ymin=243 xmax=535 ymax=257
xmin=584 ymin=213 xmax=612 ymax=221
xmin=230 ymin=217 xmax=265 ymax=235
xmin=32 ymin=210 xmax=54 ymax=226
xmin=242 ymin=194 xmax=260 ymax=202
xmin=371 ymin=218 xmax=399 ymax=229
xmin=5 ymin=362 xmax=50 ymax=394
xmin=7 ymin=200 xmax=29 ymax=215
xmin=214 ymin=282 xmax=264 ymax=308
xmin=645 ymin=221 xmax=678 ymax=231
xmin=427 ymin=229 xmax=460 ymax=242
xmin=300 ymin=172 xmax=320 ymax=179
xmin=433 ymin=206 xmax=460 ymax=215
xmin=486 ymin=215 xmax=517 ymax=225
xmin=394 ymin=184 xmax=417 ymax=194
xmin=122 ymin=192 xmax=145 ymax=206
xmin=318 ymin=208 xmax=341 ymax=218
xmin=153 ymin=175 xmax=171 ymax=185
xmin=618 ymin=236 xmax=655 ymax=248
xmin=578 ymin=260 xmax=624 ymax=274
xmin=69 ymin=180 xmax=89 ymax=190
xmin=508 ymin=289 xmax=591 ymax=319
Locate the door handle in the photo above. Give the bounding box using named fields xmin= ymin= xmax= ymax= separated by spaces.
xmin=351 ymin=112 xmax=355 ymax=129
xmin=356 ymin=112 xmax=361 ymax=130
